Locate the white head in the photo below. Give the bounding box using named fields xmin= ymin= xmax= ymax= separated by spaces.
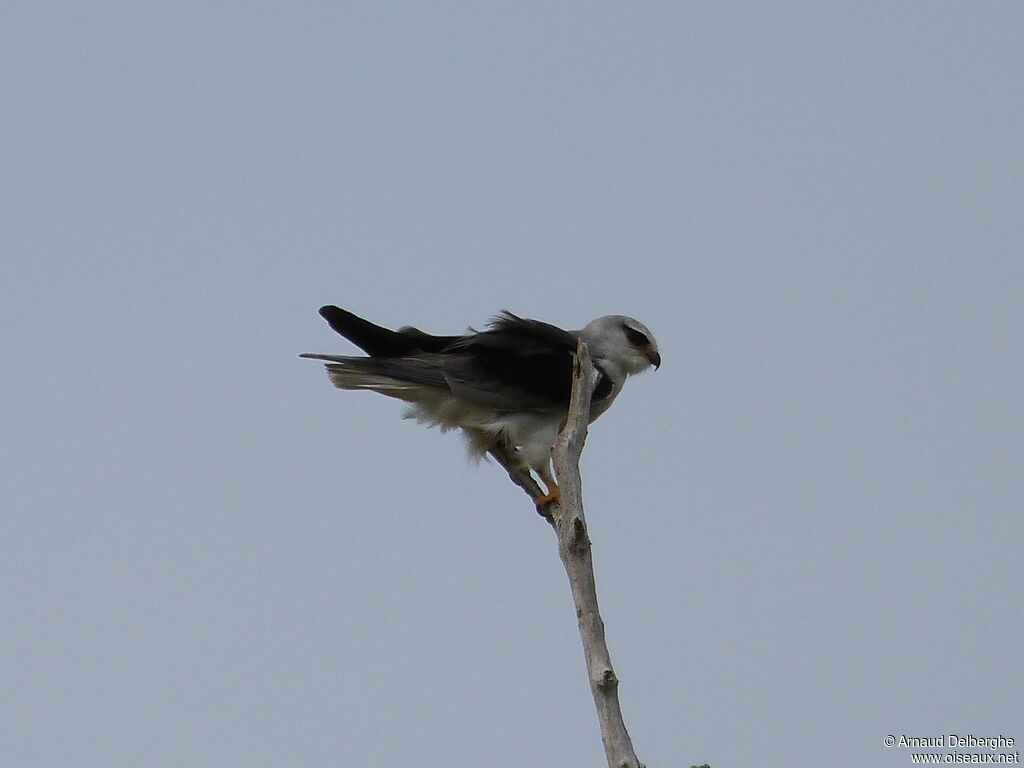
xmin=580 ymin=315 xmax=661 ymax=376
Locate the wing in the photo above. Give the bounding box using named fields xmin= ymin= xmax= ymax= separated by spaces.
xmin=317 ymin=305 xmax=460 ymax=356
xmin=437 ymin=312 xmax=577 ymax=409
xmin=304 ymin=308 xmax=613 ymax=412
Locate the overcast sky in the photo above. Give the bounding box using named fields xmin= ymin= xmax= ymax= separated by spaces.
xmin=3 ymin=3 xmax=1022 ymax=767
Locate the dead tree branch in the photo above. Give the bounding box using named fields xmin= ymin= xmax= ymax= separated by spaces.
xmin=551 ymin=341 xmax=643 ymax=768
xmin=499 ymin=340 xmax=644 ymax=768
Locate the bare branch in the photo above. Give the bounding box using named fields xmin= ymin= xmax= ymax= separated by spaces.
xmin=488 ymin=341 xmax=710 ymax=766
xmin=547 ymin=340 xmax=644 ymax=768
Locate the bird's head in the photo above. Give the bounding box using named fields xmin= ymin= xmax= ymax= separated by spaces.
xmin=581 ymin=315 xmax=661 ymax=376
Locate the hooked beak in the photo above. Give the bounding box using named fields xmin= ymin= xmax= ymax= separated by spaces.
xmin=648 ymin=351 xmax=661 ymax=370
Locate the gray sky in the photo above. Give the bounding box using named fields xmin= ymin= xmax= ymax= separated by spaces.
xmin=3 ymin=3 xmax=1021 ymax=766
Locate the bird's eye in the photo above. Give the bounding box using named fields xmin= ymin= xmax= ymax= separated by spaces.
xmin=623 ymin=326 xmax=649 ymax=348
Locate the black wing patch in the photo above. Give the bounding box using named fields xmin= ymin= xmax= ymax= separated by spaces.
xmin=441 ymin=312 xmax=576 ymax=407
xmin=444 ymin=312 xmax=611 ymax=409
xmin=318 ymin=306 xmax=459 ymax=357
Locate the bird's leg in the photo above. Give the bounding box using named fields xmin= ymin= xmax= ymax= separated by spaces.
xmin=488 ymin=441 xmax=544 ymax=501
xmin=487 ymin=439 xmax=559 ymax=519
xmin=534 ymin=463 xmax=561 ymax=509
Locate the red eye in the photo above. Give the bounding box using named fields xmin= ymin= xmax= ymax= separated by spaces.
xmin=623 ymin=326 xmax=649 ymax=348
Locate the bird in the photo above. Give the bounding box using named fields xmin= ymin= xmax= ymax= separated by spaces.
xmin=302 ymin=305 xmax=660 ymax=507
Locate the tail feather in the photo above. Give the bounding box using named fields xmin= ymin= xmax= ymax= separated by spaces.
xmin=324 ymin=364 xmax=421 ymax=392
xmin=301 ymin=353 xmax=450 ymax=393
xmin=299 ymin=353 xmax=350 ymax=363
